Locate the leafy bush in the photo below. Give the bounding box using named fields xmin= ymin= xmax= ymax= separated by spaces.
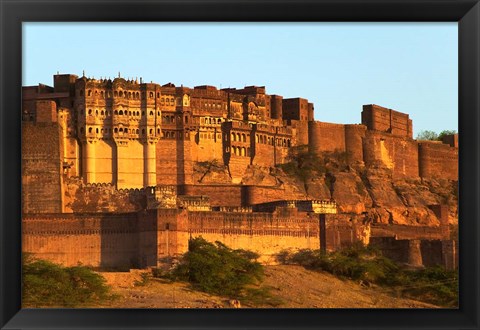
xmin=167 ymin=237 xmax=264 ymax=298
xmin=22 ymin=255 xmax=114 ymax=307
xmin=278 ymin=244 xmax=458 ymax=307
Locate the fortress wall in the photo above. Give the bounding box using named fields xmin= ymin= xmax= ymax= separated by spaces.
xmin=362 ymin=105 xmax=412 ymax=138
xmin=308 ymin=121 xmax=346 ymax=154
xmin=22 ymin=213 xmax=140 ymax=268
xmin=191 ymin=131 xmax=223 ymax=162
xmin=94 ymin=140 xmax=114 ymax=184
xmin=418 ymin=142 xmax=458 ymax=180
xmin=290 ymin=120 xmax=309 ymax=146
xmin=370 ymin=237 xmax=457 ymax=269
xmin=187 ymin=211 xmax=319 ymax=263
xmin=371 ymin=223 xmax=447 ymax=240
xmin=244 ymin=186 xmax=301 ymax=205
xmin=344 ymin=124 xmax=367 ymax=164
xmin=363 ymin=131 xmax=419 ymax=178
xmin=228 ymin=156 xmax=251 ymax=182
xmin=274 ymin=145 xmax=289 ymax=165
xmin=116 ymin=140 xmax=144 ymax=189
xmin=156 ymin=139 xmax=194 ymax=185
xmin=22 ymin=122 xmax=64 ymax=213
xmin=35 ymin=100 xmax=57 ymax=123
xmin=63 ymin=178 xmax=142 ymax=213
xmin=253 ymin=144 xmax=275 ymax=167
xmin=182 ymin=184 xmax=244 ymax=207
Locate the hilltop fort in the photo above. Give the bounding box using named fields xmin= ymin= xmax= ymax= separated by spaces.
xmin=21 ymin=73 xmax=458 ymax=270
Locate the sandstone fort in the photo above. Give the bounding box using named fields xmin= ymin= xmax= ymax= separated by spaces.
xmin=22 ymin=73 xmax=459 ymax=269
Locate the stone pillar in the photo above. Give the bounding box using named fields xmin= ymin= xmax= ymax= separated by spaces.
xmin=83 ymin=139 xmax=96 ymax=183
xmin=407 ymin=239 xmax=423 ymax=266
xmin=144 ymin=140 xmax=157 ymax=187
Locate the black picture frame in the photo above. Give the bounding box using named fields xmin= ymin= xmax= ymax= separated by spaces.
xmin=1 ymin=1 xmax=479 ymax=329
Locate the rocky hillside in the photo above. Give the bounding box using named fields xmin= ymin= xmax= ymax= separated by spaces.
xmin=193 ymin=151 xmax=458 ymax=227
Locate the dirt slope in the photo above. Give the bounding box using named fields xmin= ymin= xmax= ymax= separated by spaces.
xmin=97 ymin=265 xmax=437 ymax=309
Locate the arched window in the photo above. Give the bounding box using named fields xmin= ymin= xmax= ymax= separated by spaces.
xmin=101 ymin=110 xmax=104 ymax=116
xmin=157 ymin=128 xmax=160 ymax=134
xmin=128 ymin=92 xmax=132 ymax=98
xmin=88 ymin=109 xmax=92 ymax=115
xmin=114 ymin=110 xmax=118 ymax=115
xmin=114 ymin=128 xmax=118 ymax=133
xmin=114 ymin=91 xmax=118 ymax=97
xmin=242 ymin=134 xmax=246 ymax=142
xmin=157 ymin=92 xmax=160 ymax=98
xmin=136 ymin=129 xmax=139 ymax=134
xmin=119 ymin=91 xmax=123 ymax=97
xmin=119 ymin=128 xmax=123 ymax=133
xmin=236 ymin=133 xmax=241 ymax=142
xmin=88 ymin=127 xmax=92 ymax=133
xmin=119 ymin=110 xmax=123 ymax=115
xmin=287 ymin=139 xmax=291 ymax=147
xmin=149 ymin=92 xmax=154 ymax=98
xmin=231 ymin=133 xmax=235 ymax=141
xmin=95 ymin=110 xmax=98 ymax=116
xmin=88 ymin=90 xmax=92 ymax=96
xmin=100 ymin=91 xmax=104 ymax=98
xmin=166 ymin=131 xmax=170 ymax=138
xmin=283 ymin=138 xmax=287 ymax=146
xmin=157 ymin=111 xmax=160 ymax=116
xmin=256 ymin=134 xmax=259 ymax=143
xmin=149 ymin=111 xmax=153 ymax=116
xmin=217 ymin=118 xmax=221 ymax=124
xmin=129 ymin=111 xmax=131 ymax=116
xmin=241 ymin=147 xmax=246 ymax=156
xmin=96 ymin=128 xmax=99 ymax=133
xmin=232 ymin=146 xmax=236 ymax=155
xmin=149 ymin=129 xmax=153 ymax=134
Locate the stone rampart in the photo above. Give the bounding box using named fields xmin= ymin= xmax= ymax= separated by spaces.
xmin=418 ymin=141 xmax=458 ymax=180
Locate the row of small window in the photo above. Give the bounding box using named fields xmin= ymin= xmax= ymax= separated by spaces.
xmin=227 ymin=146 xmax=251 ymax=157
xmin=200 ymin=117 xmax=222 ymax=125
xmin=163 ymin=115 xmax=188 ymax=124
xmin=191 ymin=100 xmax=225 ymax=110
xmin=199 ymin=133 xmax=222 ymax=140
xmin=81 ymin=90 xmax=160 ymax=100
xmin=82 ymin=109 xmax=160 ymax=117
xmin=80 ymin=127 xmax=161 ymax=135
xmin=256 ymin=135 xmax=291 ymax=147
xmin=231 ymin=133 xmax=248 ymax=143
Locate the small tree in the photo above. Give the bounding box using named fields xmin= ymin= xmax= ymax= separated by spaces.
xmin=416 ymin=130 xmax=438 ymax=141
xmin=170 ymin=237 xmax=264 ymax=297
xmin=437 ymin=130 xmax=457 ymax=141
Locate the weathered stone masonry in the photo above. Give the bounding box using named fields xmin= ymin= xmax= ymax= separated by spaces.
xmin=21 ymin=73 xmax=458 ymax=269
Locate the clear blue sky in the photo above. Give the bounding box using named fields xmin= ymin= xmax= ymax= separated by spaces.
xmin=23 ymin=22 xmax=458 ymax=136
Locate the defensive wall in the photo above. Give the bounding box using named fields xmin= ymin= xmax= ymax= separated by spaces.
xmin=23 ymin=206 xmax=456 ymax=269
xmin=22 ymin=208 xmax=322 ymax=266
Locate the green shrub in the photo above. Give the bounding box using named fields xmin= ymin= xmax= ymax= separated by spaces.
xmin=22 ymin=254 xmax=114 ymax=307
xmin=167 ymin=237 xmax=264 ymax=298
xmin=277 ymin=245 xmax=458 ymax=307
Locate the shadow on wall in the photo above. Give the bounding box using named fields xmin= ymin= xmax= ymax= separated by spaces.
xmin=99 ymin=212 xmax=157 ymax=270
